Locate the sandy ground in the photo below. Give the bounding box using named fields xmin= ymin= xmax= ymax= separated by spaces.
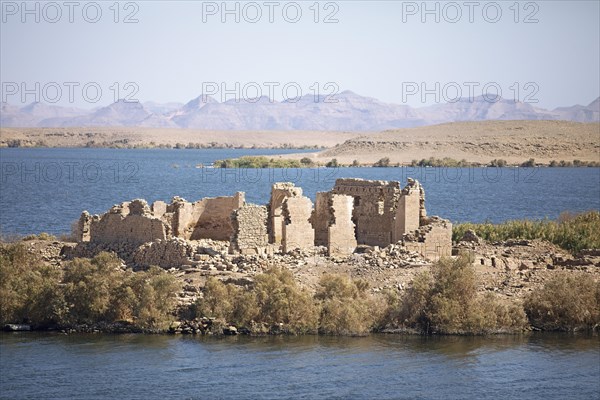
xmin=278 ymin=120 xmax=600 ymax=165
xmin=0 ymin=127 xmax=361 ymax=149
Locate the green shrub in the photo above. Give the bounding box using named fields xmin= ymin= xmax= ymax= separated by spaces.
xmin=391 ymin=256 xmax=527 ymax=334
xmin=194 ymin=277 xmax=257 ymax=327
xmin=489 ymin=159 xmax=507 ymax=167
xmin=300 ymin=157 xmax=314 ymax=167
xmin=410 ymin=157 xmax=470 ymax=167
xmin=62 ymin=253 xmax=124 ymax=325
xmin=213 ymin=156 xmax=303 ymax=168
xmin=316 ymin=274 xmax=377 ymax=335
xmin=325 ymin=159 xmax=339 ymax=168
xmin=253 ymin=267 xmax=319 ymax=334
xmin=0 ymin=243 xmax=64 ymax=326
xmin=129 ymin=267 xmax=181 ymax=329
xmin=373 ymin=157 xmax=391 ymax=167
xmin=61 ymin=253 xmax=180 ymax=329
xmin=520 ymin=158 xmax=536 ymax=167
xmin=453 ymin=211 xmax=600 ymax=254
xmin=524 ymin=273 xmax=600 ymax=331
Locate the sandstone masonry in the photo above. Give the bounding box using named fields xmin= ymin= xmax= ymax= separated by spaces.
xmin=75 ymin=178 xmax=451 ymax=266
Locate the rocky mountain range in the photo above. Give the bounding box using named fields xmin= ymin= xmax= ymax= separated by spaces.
xmin=1 ymin=91 xmax=598 ymax=130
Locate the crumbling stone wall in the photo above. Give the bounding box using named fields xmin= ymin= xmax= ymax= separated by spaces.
xmin=403 ymin=217 xmax=453 ymax=261
xmin=281 ymin=196 xmax=314 ymax=253
xmin=312 ymin=192 xmax=330 ymax=246
xmin=327 ymin=194 xmax=357 ymax=257
xmin=78 ymin=193 xmax=244 ymax=245
xmin=333 ymin=178 xmax=401 ymax=247
xmin=164 ymin=193 xmax=244 ymax=241
xmin=75 ymin=211 xmax=92 ymax=242
xmin=85 ymin=199 xmax=168 ymax=245
xmin=393 ymin=178 xmax=421 ymax=240
xmin=230 ymin=204 xmax=269 ymax=255
xmin=268 ymin=183 xmax=302 ymax=245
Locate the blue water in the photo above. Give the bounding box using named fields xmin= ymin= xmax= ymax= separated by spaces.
xmin=0 ymin=333 xmax=598 ymax=400
xmin=1 ymin=148 xmax=599 ymax=235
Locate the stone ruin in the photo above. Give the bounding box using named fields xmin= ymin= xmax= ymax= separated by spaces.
xmin=73 ymin=178 xmax=452 ymax=267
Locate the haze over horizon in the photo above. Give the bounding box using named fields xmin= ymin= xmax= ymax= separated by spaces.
xmin=1 ymin=1 xmax=599 ymax=110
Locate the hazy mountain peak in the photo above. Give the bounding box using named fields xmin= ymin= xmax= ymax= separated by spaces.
xmin=2 ymin=92 xmax=598 ymax=129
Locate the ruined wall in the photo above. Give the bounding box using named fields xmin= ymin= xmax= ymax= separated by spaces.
xmin=333 ymin=178 xmax=401 ymax=247
xmin=393 ymin=178 xmax=421 ymax=241
xmin=161 ymin=193 xmax=244 ymax=241
xmin=404 ymin=217 xmax=453 ymax=261
xmin=87 ymin=199 xmax=168 ymax=245
xmin=327 ymin=194 xmax=357 ymax=257
xmin=312 ymin=192 xmax=330 ymax=246
xmin=75 ymin=211 xmax=92 ymax=242
xmin=230 ymin=204 xmax=269 ymax=255
xmin=189 ymin=193 xmax=245 ymax=240
xmin=268 ymin=183 xmax=302 ymax=245
xmin=281 ymin=196 xmax=314 ymax=253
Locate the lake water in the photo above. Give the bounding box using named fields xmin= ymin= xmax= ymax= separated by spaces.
xmin=0 ymin=333 xmax=598 ymax=399
xmin=1 ymin=149 xmax=599 ymax=398
xmin=1 ymin=148 xmax=599 ymax=236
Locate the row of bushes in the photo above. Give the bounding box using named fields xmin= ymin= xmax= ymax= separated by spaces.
xmin=212 ymin=156 xmax=600 ymax=169
xmin=2 ymin=244 xmax=598 ymax=334
xmin=453 ymin=211 xmax=600 ymax=254
xmin=194 ymin=256 xmax=599 ymax=335
xmin=0 ymin=247 xmax=180 ymax=330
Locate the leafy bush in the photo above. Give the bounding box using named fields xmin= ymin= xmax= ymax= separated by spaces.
xmin=520 ymin=158 xmax=536 ymax=167
xmin=524 ymin=273 xmax=600 ymax=331
xmin=195 ymin=268 xmax=319 ymax=334
xmin=489 ymin=159 xmax=507 ymax=167
xmin=253 ymin=267 xmax=319 ymax=334
xmin=316 ymin=274 xmax=377 ymax=335
xmin=0 ymin=243 xmax=64 ymax=326
xmin=61 ymin=254 xmax=180 ymax=329
xmin=390 ymin=256 xmax=527 ymax=334
xmin=325 ymin=159 xmax=339 ymax=168
xmin=62 ymin=252 xmax=124 ymax=324
xmin=194 ymin=277 xmax=257 ymax=327
xmin=453 ymin=211 xmax=600 ymax=254
xmin=300 ymin=157 xmax=315 ymax=167
xmin=373 ymin=157 xmax=391 ymax=167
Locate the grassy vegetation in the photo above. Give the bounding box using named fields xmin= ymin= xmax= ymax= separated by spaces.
xmin=409 ymin=157 xmax=471 ymax=167
xmin=21 ymin=232 xmax=57 ymax=241
xmin=524 ymin=272 xmax=600 ymax=331
xmin=214 ymin=156 xmax=304 ymax=168
xmin=453 ymin=211 xmax=600 ymax=254
xmin=0 ymin=246 xmax=180 ymax=330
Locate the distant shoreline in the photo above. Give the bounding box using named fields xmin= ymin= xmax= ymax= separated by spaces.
xmin=1 ymin=120 xmax=599 ymax=167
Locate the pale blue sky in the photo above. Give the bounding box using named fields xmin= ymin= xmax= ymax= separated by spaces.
xmin=1 ymin=0 xmax=599 ymax=109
